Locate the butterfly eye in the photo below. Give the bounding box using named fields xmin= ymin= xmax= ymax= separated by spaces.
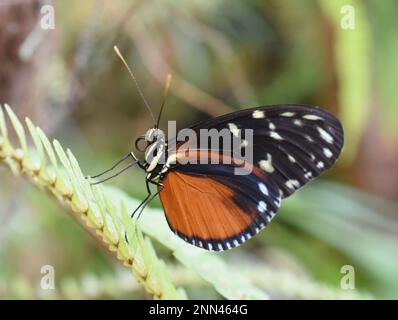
xmin=135 ymin=135 xmax=149 ymax=152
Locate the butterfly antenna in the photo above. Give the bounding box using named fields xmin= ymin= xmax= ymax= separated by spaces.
xmin=113 ymin=46 xmax=156 ymax=124
xmin=156 ymin=73 xmax=172 ymax=128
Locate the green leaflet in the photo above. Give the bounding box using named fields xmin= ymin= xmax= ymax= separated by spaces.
xmin=105 ymin=186 xmax=269 ymax=300
xmin=0 ymin=104 xmax=183 ymax=300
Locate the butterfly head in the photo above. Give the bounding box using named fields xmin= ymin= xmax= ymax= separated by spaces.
xmin=145 ymin=127 xmax=165 ymax=143
xmin=135 ymin=128 xmax=167 ymax=171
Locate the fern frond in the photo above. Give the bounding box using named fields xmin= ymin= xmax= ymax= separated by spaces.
xmin=0 ymin=104 xmax=184 ymax=299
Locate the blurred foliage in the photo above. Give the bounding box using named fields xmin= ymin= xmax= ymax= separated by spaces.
xmin=321 ymin=0 xmax=371 ymax=162
xmin=1 ymin=0 xmax=398 ymax=299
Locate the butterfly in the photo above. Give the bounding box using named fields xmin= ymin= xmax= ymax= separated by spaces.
xmin=92 ymin=104 xmax=343 ymax=252
xmin=90 ymin=48 xmax=344 ymax=251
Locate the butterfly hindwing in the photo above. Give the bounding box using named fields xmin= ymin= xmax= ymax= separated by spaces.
xmin=159 ymin=151 xmax=281 ymax=251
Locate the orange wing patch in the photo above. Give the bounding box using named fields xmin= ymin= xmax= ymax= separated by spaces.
xmin=159 ymin=171 xmax=263 ymax=251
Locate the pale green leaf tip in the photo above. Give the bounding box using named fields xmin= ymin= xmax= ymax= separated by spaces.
xmin=35 ymin=125 xmax=58 ymax=169
xmin=4 ymin=103 xmax=27 ymax=151
xmin=0 ymin=104 xmax=8 ymax=138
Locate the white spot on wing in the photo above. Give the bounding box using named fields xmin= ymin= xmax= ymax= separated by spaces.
xmin=259 ymin=153 xmax=275 ymax=173
xmin=257 ymin=201 xmax=267 ymax=213
xmin=303 ymin=114 xmax=323 ymax=121
xmin=258 ymin=182 xmax=269 ymax=196
xmin=323 ymin=148 xmax=333 ymax=158
xmin=304 ymin=171 xmax=313 ymax=179
xmin=166 ymin=153 xmax=178 ymax=165
xmin=252 ymin=110 xmax=265 ymax=118
xmin=286 ymin=179 xmax=300 ymax=189
xmin=228 ymin=123 xmax=240 ymax=137
xmin=317 ymin=127 xmax=334 ymax=144
xmin=305 ymin=135 xmax=314 ymax=143
xmin=269 ymin=212 xmax=276 ymax=218
xmin=294 ymin=119 xmax=303 ymax=127
xmin=270 ymin=131 xmax=283 ymax=140
xmin=317 ymin=161 xmax=325 ymax=169
xmin=281 ymin=112 xmax=295 ymax=117
xmin=288 ymin=155 xmax=296 ymax=163
xmin=269 ymin=122 xmax=276 ymax=130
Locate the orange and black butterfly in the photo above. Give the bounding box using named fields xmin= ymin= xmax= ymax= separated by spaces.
xmin=90 ymin=48 xmax=344 ymax=251
xmin=91 ymin=104 xmax=343 ymax=251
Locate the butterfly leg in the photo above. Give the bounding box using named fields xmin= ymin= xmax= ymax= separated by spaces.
xmin=126 ymin=180 xmax=153 ymax=244
xmin=126 ymin=180 xmax=163 ymax=244
xmin=87 ymin=152 xmax=142 ymax=179
xmin=131 ymin=179 xmax=152 ymax=219
xmin=125 ymin=185 xmax=161 ymax=245
xmin=131 ymin=179 xmax=164 ymax=220
xmin=135 ymin=181 xmax=164 ymax=221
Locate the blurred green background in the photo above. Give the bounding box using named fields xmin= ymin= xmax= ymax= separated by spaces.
xmin=1 ymin=0 xmax=398 ymax=299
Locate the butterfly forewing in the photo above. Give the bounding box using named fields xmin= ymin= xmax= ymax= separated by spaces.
xmin=172 ymin=105 xmax=344 ymax=198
